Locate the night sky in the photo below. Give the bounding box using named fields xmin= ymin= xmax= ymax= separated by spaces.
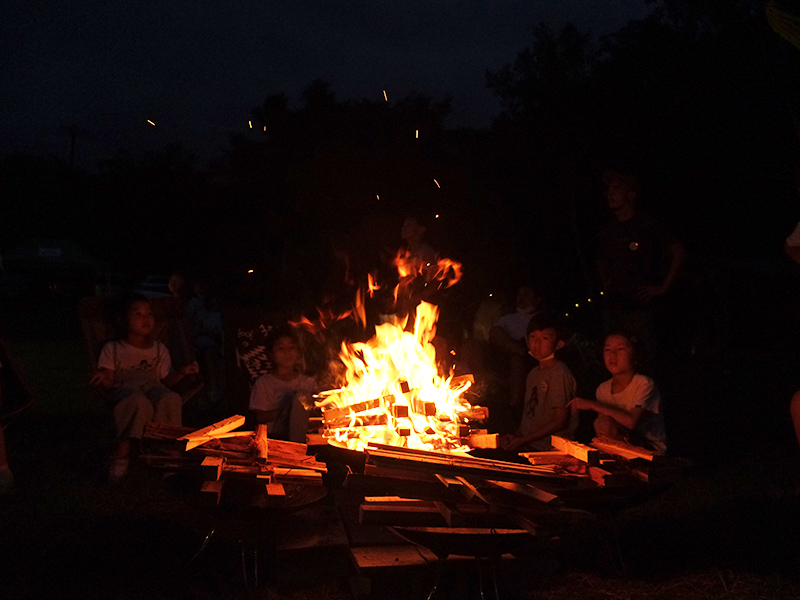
xmin=2 ymin=0 xmax=652 ymax=166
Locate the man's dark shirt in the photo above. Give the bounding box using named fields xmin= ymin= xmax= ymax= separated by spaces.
xmin=596 ymin=212 xmax=676 ymax=310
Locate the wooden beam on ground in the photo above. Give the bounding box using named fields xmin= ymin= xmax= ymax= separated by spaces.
xmin=201 ymin=456 xmax=224 ymax=481
xmin=200 ymin=480 xmax=223 ymax=505
xmin=551 ymin=436 xmax=599 ymax=465
xmin=359 ymin=502 xmax=447 ymax=527
xmin=591 ymin=437 xmax=665 ymax=463
xmin=486 ymin=479 xmax=559 ymax=504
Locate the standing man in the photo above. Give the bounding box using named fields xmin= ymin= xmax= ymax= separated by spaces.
xmin=595 ymin=170 xmax=686 ymax=366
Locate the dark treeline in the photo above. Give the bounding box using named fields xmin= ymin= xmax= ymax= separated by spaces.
xmin=2 ymin=1 xmax=800 ymax=317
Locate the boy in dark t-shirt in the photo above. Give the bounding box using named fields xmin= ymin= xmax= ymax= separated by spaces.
xmin=500 ymin=312 xmax=577 ymax=452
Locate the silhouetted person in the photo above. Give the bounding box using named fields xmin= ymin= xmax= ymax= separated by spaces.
xmin=595 ymin=170 xmax=686 ymax=365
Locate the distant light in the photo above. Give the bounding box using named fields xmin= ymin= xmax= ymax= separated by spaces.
xmin=416 ymin=130 xmax=419 ymax=139
xmin=377 ymin=195 xmax=380 ymax=200
xmin=147 ymin=119 xmax=155 ymax=126
xmin=565 ymin=313 xmax=569 ymax=317
xmin=434 ymin=179 xmax=440 ymax=188
xmin=247 ymin=269 xmax=254 ymax=274
xmin=575 ymin=303 xmax=579 ymax=307
xmin=600 ymin=291 xmax=604 ymax=295
xmin=450 ymin=350 xmax=456 ymax=355
xmin=249 ymin=120 xmax=252 ymax=129
xmin=263 ymin=126 xmax=266 ymax=131
xmin=587 ymin=298 xmax=592 ymax=302
xmin=489 ymin=293 xmax=493 ymax=297
xmin=383 ymin=90 xmax=388 ymax=101
xmin=435 ymin=214 xmax=439 ymax=219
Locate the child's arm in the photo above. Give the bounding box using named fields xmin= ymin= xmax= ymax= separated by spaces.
xmin=500 ymin=407 xmax=569 ymax=451
xmin=568 ymin=397 xmax=644 ymax=431
xmin=162 ymin=361 xmax=199 ymax=388
xmin=89 ymin=368 xmax=114 ymax=390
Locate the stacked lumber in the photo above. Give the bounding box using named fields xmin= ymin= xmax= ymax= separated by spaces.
xmin=518 ymin=436 xmax=690 ymax=489
xmin=143 ymin=417 xmax=327 ymax=505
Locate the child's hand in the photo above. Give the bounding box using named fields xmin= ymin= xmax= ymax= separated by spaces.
xmin=499 ymin=433 xmax=523 ymax=452
xmin=567 ymin=397 xmax=592 ymax=414
xmin=90 ymin=369 xmax=113 ymax=390
xmin=180 ymin=361 xmax=200 ymax=376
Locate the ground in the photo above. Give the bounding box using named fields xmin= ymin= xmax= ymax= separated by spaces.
xmin=2 ymin=297 xmax=800 ymax=599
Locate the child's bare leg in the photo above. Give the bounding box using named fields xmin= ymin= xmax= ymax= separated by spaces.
xmin=790 ymin=391 xmax=800 ymax=456
xmin=594 ymin=414 xmax=624 ymax=440
xmin=112 ymin=438 xmax=131 ymax=459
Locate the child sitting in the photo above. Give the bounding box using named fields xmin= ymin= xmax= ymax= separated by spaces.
xmin=568 ymin=330 xmax=667 ymax=453
xmin=249 ymin=326 xmax=317 ymax=443
xmin=500 ymin=312 xmax=577 ymax=452
xmin=90 ymin=295 xmax=199 ymax=482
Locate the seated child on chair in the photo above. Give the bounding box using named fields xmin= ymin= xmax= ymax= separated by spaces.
xmin=90 ymin=295 xmax=199 ymax=482
xmin=568 ymin=330 xmax=666 ymax=453
xmin=500 ymin=312 xmax=577 ymax=452
xmin=249 ymin=326 xmax=317 ymax=443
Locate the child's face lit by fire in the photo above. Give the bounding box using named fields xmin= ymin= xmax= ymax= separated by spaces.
xmin=603 ymin=335 xmax=635 ymax=375
xmin=126 ymin=301 xmax=154 ymax=338
xmin=527 ymin=328 xmax=563 ymax=361
xmin=271 ymin=336 xmax=300 ymax=373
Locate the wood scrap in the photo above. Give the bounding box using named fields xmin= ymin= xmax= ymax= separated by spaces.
xmin=200 ymin=480 xmax=223 ymax=505
xmin=551 ymin=436 xmax=599 ymax=465
xmin=178 ymin=415 xmax=246 ymax=450
xmin=201 ymin=456 xmax=224 ymax=481
xmin=591 ymin=437 xmax=665 ymax=463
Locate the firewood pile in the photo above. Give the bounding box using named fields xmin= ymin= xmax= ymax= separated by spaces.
xmin=340 ymin=434 xmax=690 ymax=556
xmin=142 ymin=415 xmax=327 ymax=506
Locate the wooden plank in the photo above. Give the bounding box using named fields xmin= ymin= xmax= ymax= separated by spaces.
xmin=200 ymin=480 xmax=223 ymax=505
xmin=551 ymin=436 xmax=599 ymax=465
xmin=486 ymin=479 xmax=559 ymax=504
xmin=435 ymin=473 xmax=464 ymax=488
xmin=365 ymin=444 xmax=573 ymax=483
xmin=201 ymin=456 xmax=224 ymax=481
xmin=519 ymin=451 xmax=571 ymax=465
xmin=351 ymin=545 xmax=439 ymax=569
xmin=273 ymin=467 xmax=323 ymax=485
xmin=454 ymin=477 xmax=488 ymax=504
xmin=323 ymin=397 xmax=387 ymax=421
xmin=267 ymin=438 xmax=308 ymax=455
xmin=467 ymin=433 xmax=498 ymax=449
xmin=265 ymin=483 xmax=286 ymax=496
xmin=179 ymin=415 xmax=246 ymax=450
xmin=364 ymin=496 xmax=430 ymax=504
xmin=591 ymin=437 xmax=664 ymax=463
xmin=255 ymin=424 xmax=269 ymax=460
xmin=586 ymin=465 xmax=638 ymax=488
xmin=359 ymin=503 xmax=447 ymax=526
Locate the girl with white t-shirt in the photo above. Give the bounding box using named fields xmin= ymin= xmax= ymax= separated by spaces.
xmin=249 ymin=327 xmax=317 ymax=442
xmin=567 ymin=331 xmax=667 ymax=453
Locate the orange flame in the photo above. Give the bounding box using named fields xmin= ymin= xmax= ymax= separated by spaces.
xmin=317 ymin=301 xmax=473 ymax=452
